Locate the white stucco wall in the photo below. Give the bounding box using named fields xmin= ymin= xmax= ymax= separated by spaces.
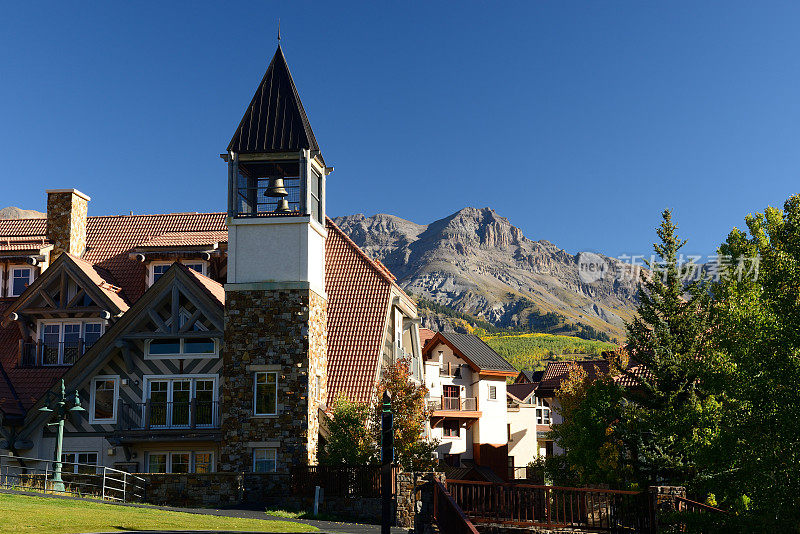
xmin=508 ymin=404 xmax=539 ymax=467
xmin=227 ymin=216 xmax=326 ymax=295
xmin=473 ymin=376 xmax=508 ymax=445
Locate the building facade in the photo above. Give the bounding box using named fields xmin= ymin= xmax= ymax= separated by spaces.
xmin=0 ymin=46 xmax=425 ymax=475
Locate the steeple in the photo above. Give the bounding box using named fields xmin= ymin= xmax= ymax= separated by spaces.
xmin=228 ymin=46 xmax=319 ymax=154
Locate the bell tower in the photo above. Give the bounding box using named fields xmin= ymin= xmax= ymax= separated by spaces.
xmin=220 ymin=46 xmax=330 ymax=472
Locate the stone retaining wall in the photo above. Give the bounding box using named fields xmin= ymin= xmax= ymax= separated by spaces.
xmin=140 ymin=472 xmax=301 ymax=508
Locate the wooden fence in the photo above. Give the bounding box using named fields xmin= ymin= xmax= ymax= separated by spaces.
xmin=433 ymin=479 xmax=480 ymax=534
xmin=446 ymin=480 xmax=654 ymax=533
xmin=291 ymin=465 xmax=395 ymax=498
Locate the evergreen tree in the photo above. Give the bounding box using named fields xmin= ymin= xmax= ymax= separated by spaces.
xmin=619 ymin=209 xmax=727 ymax=485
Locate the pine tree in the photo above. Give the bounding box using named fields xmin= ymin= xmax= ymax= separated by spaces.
xmin=619 ymin=209 xmax=726 ymax=485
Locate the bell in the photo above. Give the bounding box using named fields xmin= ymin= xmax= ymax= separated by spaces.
xmin=264 ymin=177 xmax=288 ymax=198
xmin=274 ymin=198 xmax=291 ymax=213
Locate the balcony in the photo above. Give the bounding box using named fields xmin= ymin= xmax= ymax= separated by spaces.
xmin=117 ymin=401 xmax=220 ymax=431
xmin=20 ymin=340 xmax=96 ymax=367
xmin=429 ymin=396 xmax=480 ymax=415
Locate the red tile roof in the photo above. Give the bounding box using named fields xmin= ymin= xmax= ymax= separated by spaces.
xmin=182 ymin=263 xmax=225 ymax=306
xmin=0 ymin=300 xmax=67 ymax=416
xmin=419 ymin=328 xmax=436 ymax=348
xmin=137 ymin=231 xmax=228 ymax=249
xmin=82 ymin=213 xmax=227 ymax=302
xmin=536 ymin=359 xmax=610 ymax=396
xmin=325 ymin=219 xmax=394 ymax=405
xmin=0 ymin=213 xmax=227 ymax=303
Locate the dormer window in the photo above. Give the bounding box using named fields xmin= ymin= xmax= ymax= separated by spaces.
xmin=148 ymin=261 xmax=208 ymax=287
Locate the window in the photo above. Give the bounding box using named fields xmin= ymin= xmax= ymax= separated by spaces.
xmin=38 ymin=320 xmax=104 ymax=365
xmin=443 ymin=420 xmax=460 ymax=438
xmin=10 ymin=267 xmax=32 ymax=297
xmin=170 ymin=452 xmax=190 ymax=473
xmin=488 ymin=385 xmax=497 ymax=400
xmin=62 ymin=452 xmax=98 ymax=474
xmin=150 ymin=263 xmax=171 ymax=285
xmin=90 ymin=376 xmax=119 ymax=424
xmin=253 ymin=448 xmax=277 ymax=472
xmin=147 ymin=451 xmax=213 ymax=473
xmin=84 ymin=323 xmax=103 ymax=347
xmin=309 ymin=168 xmax=322 ymax=222
xmin=145 ymin=376 xmax=217 ymax=428
xmin=194 ymin=452 xmax=213 ymax=473
xmin=536 ymin=398 xmax=551 ymax=425
xmin=183 ymin=262 xmax=205 ymax=275
xmin=254 ymin=372 xmax=277 ymax=416
xmin=146 ymin=337 xmax=217 ymax=359
xmin=149 ymin=261 xmax=207 ymax=287
xmin=148 ymin=453 xmax=168 ymax=473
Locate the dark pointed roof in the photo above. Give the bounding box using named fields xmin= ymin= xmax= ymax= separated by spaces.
xmin=228 ymin=46 xmax=320 ymax=154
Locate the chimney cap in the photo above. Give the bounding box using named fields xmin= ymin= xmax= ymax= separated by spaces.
xmin=45 ymin=189 xmax=91 ymax=202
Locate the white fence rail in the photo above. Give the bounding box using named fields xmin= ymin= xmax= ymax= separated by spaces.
xmin=0 ymin=454 xmax=145 ymax=502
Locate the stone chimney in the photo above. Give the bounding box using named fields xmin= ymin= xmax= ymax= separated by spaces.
xmin=46 ymin=189 xmax=90 ymax=259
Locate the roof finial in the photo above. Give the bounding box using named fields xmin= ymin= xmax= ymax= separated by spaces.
xmin=277 ymin=19 xmax=281 ymax=44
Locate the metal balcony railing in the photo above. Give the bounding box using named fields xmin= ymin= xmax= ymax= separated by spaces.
xmin=19 ymin=340 xmax=96 ymax=367
xmin=117 ymin=400 xmax=219 ymax=431
xmin=429 ymin=396 xmax=478 ymax=412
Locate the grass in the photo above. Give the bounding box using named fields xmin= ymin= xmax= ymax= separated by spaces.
xmin=264 ymin=507 xmax=374 ymax=524
xmin=482 ymin=332 xmax=617 ymax=371
xmin=0 ymin=492 xmax=318 ymax=534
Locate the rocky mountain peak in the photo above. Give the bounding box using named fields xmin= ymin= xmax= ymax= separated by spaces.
xmin=334 ymin=207 xmax=639 ymax=341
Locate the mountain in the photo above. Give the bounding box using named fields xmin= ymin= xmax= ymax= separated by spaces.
xmin=0 ymin=207 xmax=45 ymax=219
xmin=334 ymin=208 xmax=640 ymax=342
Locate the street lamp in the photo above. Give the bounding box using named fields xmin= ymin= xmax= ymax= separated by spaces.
xmin=38 ymin=379 xmax=85 ymax=492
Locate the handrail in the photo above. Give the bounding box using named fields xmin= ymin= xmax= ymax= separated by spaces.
xmin=446 ymin=479 xmax=653 ymax=531
xmin=434 ymin=479 xmax=480 ymax=534
xmin=446 ymin=479 xmax=644 ymax=495
xmin=676 ymin=496 xmax=729 ymax=515
xmin=0 ymin=454 xmax=145 ymax=502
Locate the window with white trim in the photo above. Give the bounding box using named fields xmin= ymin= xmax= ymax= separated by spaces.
xmin=61 ymin=452 xmax=99 ymax=474
xmin=536 ymin=398 xmax=551 ymax=425
xmin=37 ymin=320 xmax=105 ymax=365
xmin=148 ymin=261 xmax=207 ymax=287
xmin=9 ymin=266 xmax=33 ymax=297
xmin=488 ymin=385 xmax=497 ymax=400
xmin=147 ymin=451 xmax=214 ymax=473
xmin=144 ymin=375 xmax=217 ymax=428
xmin=90 ymin=376 xmax=119 ymax=424
xmin=254 ymin=372 xmax=278 ymax=415
xmin=253 ymin=448 xmax=277 ymax=472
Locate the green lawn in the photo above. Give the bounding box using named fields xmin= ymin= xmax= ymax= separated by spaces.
xmin=0 ymin=492 xmax=318 ymax=534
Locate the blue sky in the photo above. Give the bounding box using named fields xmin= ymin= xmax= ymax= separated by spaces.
xmin=2 ymin=2 xmax=798 ymax=257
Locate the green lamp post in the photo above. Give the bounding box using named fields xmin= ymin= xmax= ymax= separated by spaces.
xmin=39 ymin=379 xmax=85 ymax=492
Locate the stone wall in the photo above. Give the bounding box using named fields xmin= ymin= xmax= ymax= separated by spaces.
xmin=140 ymin=472 xmax=380 ymax=522
xmin=140 ymin=472 xmax=300 ymax=508
xmin=396 ymin=471 xmax=446 ymax=530
xmin=46 ymin=189 xmax=89 ymax=259
xmin=220 ymin=287 xmax=327 ymax=472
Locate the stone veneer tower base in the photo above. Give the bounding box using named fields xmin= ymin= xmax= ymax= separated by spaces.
xmin=220 ymin=287 xmax=327 ymax=472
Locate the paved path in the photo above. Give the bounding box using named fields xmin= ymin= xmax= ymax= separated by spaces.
xmin=163 ymin=505 xmax=408 ymax=534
